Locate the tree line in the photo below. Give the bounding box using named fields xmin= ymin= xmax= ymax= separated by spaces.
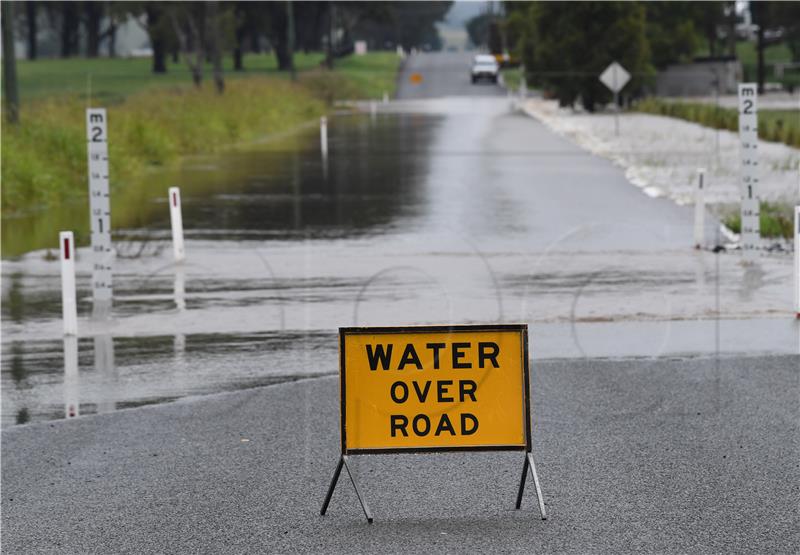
xmin=497 ymin=1 xmax=800 ymax=111
xmin=5 ymin=1 xmax=450 ymax=86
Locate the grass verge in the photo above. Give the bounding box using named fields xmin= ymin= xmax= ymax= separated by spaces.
xmin=634 ymin=98 xmax=800 ymax=148
xmin=1 ymin=52 xmax=401 ymax=217
xmin=722 ymin=202 xmax=795 ymax=240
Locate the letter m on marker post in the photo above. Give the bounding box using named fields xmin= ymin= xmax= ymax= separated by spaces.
xmin=366 ymin=344 xmax=392 ymax=370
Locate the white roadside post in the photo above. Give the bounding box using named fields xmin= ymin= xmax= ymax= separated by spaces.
xmin=794 ymin=206 xmax=800 ymax=318
xmin=168 ymin=187 xmax=186 ymax=263
xmin=86 ymin=108 xmax=113 ymax=318
xmin=382 ymin=91 xmax=389 ymax=104
xmin=694 ymin=169 xmax=706 ymax=249
xmin=320 ymin=116 xmax=329 ymax=159
xmin=59 ymin=232 xmax=78 ymax=336
xmin=370 ymin=100 xmax=377 ymax=120
xmin=737 ymin=83 xmax=760 ymax=263
xmin=599 ymin=61 xmax=631 ymax=137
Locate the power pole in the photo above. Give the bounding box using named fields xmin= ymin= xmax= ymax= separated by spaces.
xmin=2 ymin=0 xmax=20 ymax=123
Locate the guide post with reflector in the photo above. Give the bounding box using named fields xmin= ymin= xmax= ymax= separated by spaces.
xmin=60 ymin=231 xmax=78 ymax=336
xmin=320 ymin=116 xmax=328 ymax=159
xmin=694 ymin=169 xmax=705 ymax=249
xmin=168 ymin=187 xmax=186 ymax=263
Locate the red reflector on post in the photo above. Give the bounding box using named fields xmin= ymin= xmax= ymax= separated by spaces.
xmin=63 ymin=237 xmax=71 ymax=260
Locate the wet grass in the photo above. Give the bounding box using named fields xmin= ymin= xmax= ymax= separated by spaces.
xmin=634 ymin=98 xmax=800 ymax=148
xmin=722 ymin=202 xmax=795 ymax=240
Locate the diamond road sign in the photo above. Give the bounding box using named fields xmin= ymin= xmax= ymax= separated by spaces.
xmin=599 ymin=62 xmax=630 ymax=93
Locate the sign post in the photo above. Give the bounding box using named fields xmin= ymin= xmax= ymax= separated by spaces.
xmin=320 ymin=116 xmax=328 ymax=159
xmin=738 ymin=83 xmax=760 ymax=263
xmin=599 ymin=62 xmax=630 ymax=136
xmin=694 ymin=169 xmax=706 ymax=249
xmin=320 ymin=324 xmax=546 ymax=522
xmin=86 ymin=108 xmax=113 ymax=318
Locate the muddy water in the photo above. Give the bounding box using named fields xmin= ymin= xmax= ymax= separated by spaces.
xmin=2 ymin=100 xmax=797 ymax=428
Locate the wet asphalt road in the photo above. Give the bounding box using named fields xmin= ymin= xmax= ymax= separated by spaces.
xmin=2 ymin=52 xmax=799 ymax=553
xmin=2 ymin=355 xmax=798 ymax=553
xmin=396 ymin=52 xmax=504 ymax=98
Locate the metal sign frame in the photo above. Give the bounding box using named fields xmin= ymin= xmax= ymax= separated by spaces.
xmin=320 ymin=324 xmax=546 ymax=523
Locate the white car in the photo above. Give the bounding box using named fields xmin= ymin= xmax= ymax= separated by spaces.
xmin=471 ymin=55 xmax=499 ymax=84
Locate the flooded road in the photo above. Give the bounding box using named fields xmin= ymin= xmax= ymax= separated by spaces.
xmin=3 ymin=54 xmax=797 ymax=427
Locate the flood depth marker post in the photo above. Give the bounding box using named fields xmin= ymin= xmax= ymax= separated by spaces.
xmin=738 ymin=83 xmax=760 ymax=263
xmin=60 ymin=232 xmax=78 ymax=336
xmin=694 ymin=169 xmax=706 ymax=249
xmin=320 ymin=324 xmax=546 ymax=523
xmin=168 ymin=187 xmax=186 ymax=263
xmin=86 ymin=108 xmax=113 ymax=318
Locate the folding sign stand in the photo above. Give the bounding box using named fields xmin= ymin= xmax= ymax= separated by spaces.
xmin=320 ymin=449 xmax=547 ymax=524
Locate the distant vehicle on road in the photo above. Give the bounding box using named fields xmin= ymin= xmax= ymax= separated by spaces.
xmin=471 ymin=55 xmax=499 ymax=84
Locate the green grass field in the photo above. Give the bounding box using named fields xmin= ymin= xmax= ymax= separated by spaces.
xmin=14 ymin=52 xmax=401 ymax=104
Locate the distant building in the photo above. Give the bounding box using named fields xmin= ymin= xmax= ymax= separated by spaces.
xmin=655 ymin=57 xmax=743 ymax=97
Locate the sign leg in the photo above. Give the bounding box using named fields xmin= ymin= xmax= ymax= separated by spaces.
xmin=320 ymin=456 xmax=344 ymax=516
xmin=515 ymin=451 xmax=547 ymax=520
xmin=342 ymin=455 xmax=373 ymax=523
xmin=527 ymin=452 xmax=547 ymax=520
xmin=515 ymin=452 xmax=530 ymax=509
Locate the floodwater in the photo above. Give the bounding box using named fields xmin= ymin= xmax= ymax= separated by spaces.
xmin=2 ymin=98 xmax=798 ymax=427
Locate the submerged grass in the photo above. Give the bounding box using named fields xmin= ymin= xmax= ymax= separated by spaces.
xmin=723 ymin=202 xmax=795 ymax=240
xmin=634 ymin=98 xmax=800 ymax=148
xmin=1 ymin=52 xmax=401 ymax=217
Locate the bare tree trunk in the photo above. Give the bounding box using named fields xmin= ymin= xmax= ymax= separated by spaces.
xmin=207 ymin=1 xmax=224 ymax=94
xmin=25 ymin=1 xmax=37 ymax=60
xmin=171 ymin=8 xmax=205 ymax=88
xmin=147 ymin=5 xmax=167 ymax=73
xmin=2 ymin=0 xmax=19 ymax=123
xmin=60 ymin=2 xmax=79 ymax=58
xmin=85 ymin=2 xmax=103 ymax=58
xmin=234 ymin=25 xmax=245 ymax=71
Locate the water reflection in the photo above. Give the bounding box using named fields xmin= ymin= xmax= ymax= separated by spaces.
xmin=3 ymin=113 xmax=439 ymax=257
xmin=6 ymin=272 xmax=24 ymax=323
xmin=10 ymin=341 xmax=26 ymax=386
xmin=94 ymin=334 xmax=116 ymax=414
xmin=174 ymin=264 xmax=186 ymax=311
xmin=63 ymin=336 xmax=79 ymax=419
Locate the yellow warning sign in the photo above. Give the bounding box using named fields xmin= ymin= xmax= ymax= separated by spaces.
xmin=339 ymin=325 xmax=531 ymax=453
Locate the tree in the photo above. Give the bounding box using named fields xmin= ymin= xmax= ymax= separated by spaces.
xmin=750 ymin=1 xmax=783 ymax=94
xmin=170 ymin=2 xmax=206 ymax=87
xmin=518 ymin=2 xmax=650 ymax=111
xmin=2 ymin=0 xmax=20 ymax=123
xmin=644 ymin=2 xmax=702 ymax=69
xmin=25 ymin=0 xmax=37 ymax=60
xmin=466 ymin=13 xmax=491 ymax=48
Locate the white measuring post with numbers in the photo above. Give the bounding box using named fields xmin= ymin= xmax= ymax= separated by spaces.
xmin=738 ymin=84 xmax=760 ymax=262
xmin=694 ymin=168 xmax=706 ymax=249
xmin=168 ymin=187 xmax=186 ymax=263
xmin=86 ymin=108 xmax=113 ymax=317
xmin=795 ymin=206 xmax=799 ymax=318
xmin=59 ymin=231 xmax=78 ymax=336
xmin=320 ymin=116 xmax=328 ymax=159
